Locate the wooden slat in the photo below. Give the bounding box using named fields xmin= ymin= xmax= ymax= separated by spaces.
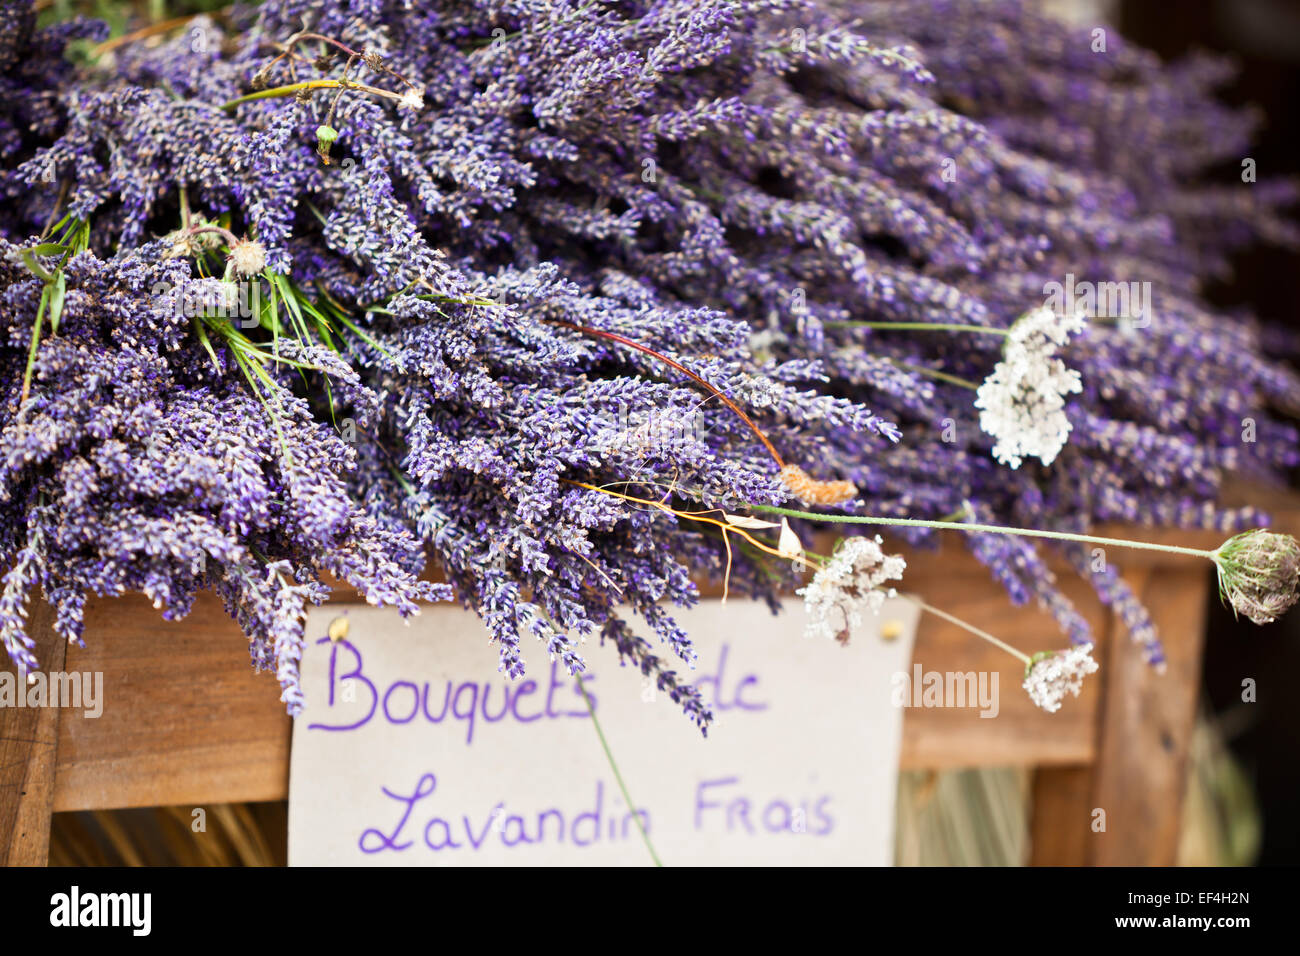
xmin=1024 ymin=566 xmax=1145 ymax=867
xmin=1028 ymin=565 xmax=1210 ymax=865
xmin=1087 ymin=566 xmax=1208 ymax=865
xmin=48 ymin=544 xmax=1120 ymax=811
xmin=52 ymin=590 xmax=291 ymax=813
xmin=1027 ymin=765 xmax=1096 ymax=866
xmin=0 ymin=598 xmax=66 ymax=864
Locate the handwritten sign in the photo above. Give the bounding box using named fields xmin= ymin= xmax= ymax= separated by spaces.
xmin=288 ymin=598 xmax=919 ymax=865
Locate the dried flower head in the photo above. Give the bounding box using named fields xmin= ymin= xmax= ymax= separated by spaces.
xmin=162 ymin=221 xmax=223 ymax=259
xmin=226 ymin=238 xmax=267 ymax=278
xmin=1022 ymin=644 xmax=1099 ymax=713
xmin=798 ymin=535 xmax=906 ymax=643
xmin=975 ymin=306 xmax=1087 ymax=469
xmin=1212 ymin=530 xmax=1300 ymax=624
xmin=780 ymin=464 xmax=857 ymax=506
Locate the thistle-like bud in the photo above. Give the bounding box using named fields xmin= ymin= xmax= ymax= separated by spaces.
xmin=227 ymin=238 xmax=267 ymax=279
xmin=362 ymin=49 xmax=384 ymax=71
xmin=1212 ymin=530 xmax=1300 ymax=625
xmin=316 ymin=124 xmax=339 ymax=164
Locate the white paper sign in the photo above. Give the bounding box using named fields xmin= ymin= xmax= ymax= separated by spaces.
xmin=288 ymin=598 xmax=919 ymax=866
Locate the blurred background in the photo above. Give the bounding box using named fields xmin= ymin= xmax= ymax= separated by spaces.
xmin=1116 ymin=0 xmax=1300 ymax=869
xmin=37 ymin=0 xmax=1300 ymax=866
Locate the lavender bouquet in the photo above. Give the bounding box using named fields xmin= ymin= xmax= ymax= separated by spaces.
xmin=2 ymin=0 xmax=1298 ymax=731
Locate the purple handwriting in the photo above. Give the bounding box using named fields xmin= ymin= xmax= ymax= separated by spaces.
xmin=359 ymin=773 xmax=649 ymax=853
xmin=357 ymin=770 xmax=830 ymax=854
xmin=308 ymin=639 xmax=768 ymax=743
xmin=695 ymin=642 xmax=768 ymax=713
xmin=308 ymin=637 xmax=592 ymax=743
xmin=694 ymin=776 xmax=834 ymax=836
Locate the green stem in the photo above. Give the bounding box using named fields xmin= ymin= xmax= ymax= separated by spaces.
xmin=751 ymin=504 xmax=1218 ymax=561
xmin=19 ymin=293 xmax=47 ymax=405
xmin=222 ymin=79 xmax=402 ymax=111
xmin=883 ymin=358 xmax=980 ymax=390
xmin=574 ymin=675 xmax=662 ymax=867
xmin=903 ymin=595 xmax=1031 ymax=665
xmin=223 ymin=79 xmax=336 ymax=109
xmin=827 ymin=321 xmax=1010 ymax=335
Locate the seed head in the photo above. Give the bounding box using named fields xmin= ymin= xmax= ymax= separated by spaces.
xmin=163 ymin=222 xmax=224 ymax=259
xmin=1213 ymin=530 xmax=1300 ymax=625
xmin=227 ymin=238 xmax=267 ymax=279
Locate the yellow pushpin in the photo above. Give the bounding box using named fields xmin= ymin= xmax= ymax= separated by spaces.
xmin=881 ymin=619 xmax=904 ymax=642
xmin=328 ymin=616 xmax=350 ymax=643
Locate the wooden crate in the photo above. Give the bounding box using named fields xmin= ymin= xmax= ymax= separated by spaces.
xmin=0 ymin=526 xmax=1231 ymax=866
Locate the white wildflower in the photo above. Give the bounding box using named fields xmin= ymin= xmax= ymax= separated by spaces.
xmin=974 ymin=306 xmax=1087 ymax=468
xmin=398 ymin=87 xmax=425 ymax=112
xmin=1022 ymin=644 xmax=1099 ymax=713
xmin=797 ymin=535 xmax=905 ymax=643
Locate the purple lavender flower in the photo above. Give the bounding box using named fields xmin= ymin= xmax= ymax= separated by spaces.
xmin=0 ymin=0 xmax=1295 ymax=730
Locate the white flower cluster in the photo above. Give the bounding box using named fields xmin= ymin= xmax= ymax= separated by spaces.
xmin=798 ymin=535 xmax=906 ymax=643
xmin=974 ymin=306 xmax=1087 ymax=469
xmin=1022 ymin=644 xmax=1099 ymax=713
